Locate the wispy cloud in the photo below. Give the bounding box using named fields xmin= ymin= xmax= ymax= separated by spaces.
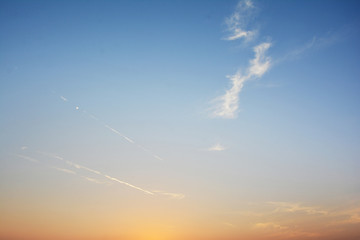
xmin=224 ymin=0 xmax=256 ymax=42
xmin=249 ymin=42 xmax=271 ymax=77
xmin=225 ymin=201 xmax=360 ymax=239
xmin=207 ymin=143 xmax=226 ymax=151
xmin=275 ymin=26 xmax=355 ymax=65
xmin=254 ymin=221 xmax=321 ymax=238
xmin=267 ymin=201 xmax=328 ymax=215
xmin=212 ymin=42 xmax=271 ymax=118
xmin=213 ymin=1 xmax=349 ymax=119
xmin=21 ymin=146 xmax=28 ymax=150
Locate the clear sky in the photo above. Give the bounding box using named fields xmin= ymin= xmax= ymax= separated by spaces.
xmin=1 ymin=0 xmax=360 ymax=239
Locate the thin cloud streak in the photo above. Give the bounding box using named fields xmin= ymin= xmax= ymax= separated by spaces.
xmin=274 ymin=25 xmax=355 ymax=66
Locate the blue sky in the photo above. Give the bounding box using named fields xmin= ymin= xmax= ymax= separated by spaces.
xmin=1 ymin=1 xmax=360 ymax=239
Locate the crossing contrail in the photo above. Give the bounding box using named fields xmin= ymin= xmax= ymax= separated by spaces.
xmin=14 ymin=149 xmax=184 ymax=199
xmin=36 ymin=151 xmax=154 ymax=195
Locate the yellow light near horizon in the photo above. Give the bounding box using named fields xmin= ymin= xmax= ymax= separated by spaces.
xmin=131 ymin=224 xmax=176 ymax=240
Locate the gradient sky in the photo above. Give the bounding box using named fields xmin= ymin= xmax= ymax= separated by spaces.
xmin=1 ymin=0 xmax=360 ymax=239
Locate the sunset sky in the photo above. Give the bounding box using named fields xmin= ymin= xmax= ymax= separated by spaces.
xmin=1 ymin=0 xmax=360 ymax=239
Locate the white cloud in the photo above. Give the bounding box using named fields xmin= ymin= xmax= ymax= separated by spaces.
xmin=21 ymin=146 xmax=28 ymax=150
xmin=249 ymin=42 xmax=271 ymax=77
xmin=224 ymin=0 xmax=256 ymax=42
xmin=212 ymin=42 xmax=271 ymax=118
xmin=211 ymin=71 xmax=247 ymax=118
xmin=212 ymin=0 xmax=273 ymax=119
xmin=207 ymin=143 xmax=226 ymax=151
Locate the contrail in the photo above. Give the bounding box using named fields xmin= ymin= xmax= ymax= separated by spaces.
xmin=104 ymin=175 xmax=154 ymax=195
xmin=137 ymin=145 xmax=164 ymax=161
xmin=14 ymin=149 xmax=184 ymax=199
xmin=58 ymin=94 xmax=163 ymax=161
xmin=66 ymin=160 xmax=153 ymax=195
xmin=37 ymin=151 xmax=154 ymax=195
xmin=104 ymin=124 xmax=135 ymax=143
xmin=65 ymin=160 xmax=102 ymax=175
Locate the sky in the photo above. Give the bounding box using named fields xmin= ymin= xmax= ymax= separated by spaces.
xmin=1 ymin=0 xmax=360 ymax=239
